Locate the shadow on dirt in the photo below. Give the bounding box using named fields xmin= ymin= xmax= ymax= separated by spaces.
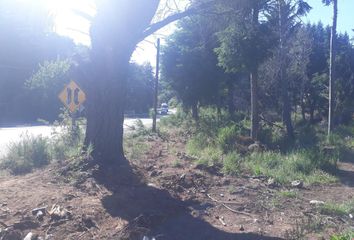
xmin=335 ymin=165 xmax=354 ymax=187
xmin=93 ymin=160 xmax=283 ymax=240
xmin=334 ymin=149 xmax=354 ymax=187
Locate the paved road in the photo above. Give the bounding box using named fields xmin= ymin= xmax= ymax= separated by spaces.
xmin=0 ymin=107 xmax=177 ymax=158
xmin=0 ymin=118 xmax=154 ymax=158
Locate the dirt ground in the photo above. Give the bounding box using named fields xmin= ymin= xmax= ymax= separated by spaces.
xmin=0 ymin=133 xmax=353 ymax=239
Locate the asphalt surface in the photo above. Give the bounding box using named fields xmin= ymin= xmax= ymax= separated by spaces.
xmin=0 ymin=118 xmax=154 ymax=158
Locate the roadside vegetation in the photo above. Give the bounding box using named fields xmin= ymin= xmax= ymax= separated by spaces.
xmin=159 ymin=107 xmax=354 ymax=186
xmin=0 ymin=111 xmax=86 ymax=175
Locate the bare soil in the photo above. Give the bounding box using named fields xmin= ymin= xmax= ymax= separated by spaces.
xmin=0 ymin=133 xmax=353 ymax=239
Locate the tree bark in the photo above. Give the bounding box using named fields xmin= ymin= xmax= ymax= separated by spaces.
xmin=328 ymin=0 xmax=337 ymax=137
xmin=84 ymin=52 xmax=132 ymax=164
xmin=250 ymin=71 xmax=259 ymax=140
xmin=250 ymin=3 xmax=260 ymax=140
xmin=84 ymin=0 xmax=160 ymax=165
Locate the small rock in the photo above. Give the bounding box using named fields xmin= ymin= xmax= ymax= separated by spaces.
xmin=23 ymin=232 xmax=33 ymax=240
xmin=45 ymin=234 xmax=53 ymax=240
xmin=239 ymin=225 xmax=245 ymax=231
xmin=310 ymin=200 xmax=325 ymax=205
xmin=222 ymin=179 xmax=231 ymax=185
xmin=267 ymin=178 xmax=276 ymax=187
xmin=220 ymin=194 xmax=224 ymax=198
xmin=291 ymin=180 xmax=303 ymax=188
xmin=147 ymin=183 xmax=158 ymax=188
xmin=31 ymin=207 xmax=46 ymax=216
xmin=48 ymin=204 xmax=71 ymax=220
xmin=200 ymin=189 xmax=206 ymax=193
xmin=149 ymin=171 xmax=158 ymax=177
xmin=349 ymin=214 xmax=353 ymax=219
xmin=36 ymin=211 xmax=44 ymax=221
xmin=248 ymin=142 xmax=264 ymax=152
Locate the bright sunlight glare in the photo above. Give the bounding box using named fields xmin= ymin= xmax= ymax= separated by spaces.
xmin=46 ymin=0 xmax=95 ymax=46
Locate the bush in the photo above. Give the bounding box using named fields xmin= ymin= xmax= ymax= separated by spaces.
xmin=49 ymin=109 xmax=86 ymax=161
xmin=0 ymin=134 xmax=51 ymax=175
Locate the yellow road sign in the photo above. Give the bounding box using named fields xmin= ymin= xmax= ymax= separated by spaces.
xmin=58 ymin=81 xmax=86 ymax=113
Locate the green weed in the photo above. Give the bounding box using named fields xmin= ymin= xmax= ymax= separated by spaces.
xmin=0 ymin=134 xmax=51 ymax=175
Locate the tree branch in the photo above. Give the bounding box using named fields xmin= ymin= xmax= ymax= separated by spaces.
xmin=140 ymin=8 xmax=196 ymax=42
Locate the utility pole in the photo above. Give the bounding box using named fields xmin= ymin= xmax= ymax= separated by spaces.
xmin=328 ymin=0 xmax=337 ymax=139
xmin=152 ymin=38 xmax=160 ymax=132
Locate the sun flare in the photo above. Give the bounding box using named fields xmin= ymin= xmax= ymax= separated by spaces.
xmin=46 ymin=0 xmax=95 ymax=45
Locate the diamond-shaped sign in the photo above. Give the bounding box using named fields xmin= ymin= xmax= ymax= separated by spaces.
xmin=59 ymin=81 xmax=86 ymax=113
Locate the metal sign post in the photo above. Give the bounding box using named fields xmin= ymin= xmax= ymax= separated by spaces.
xmin=58 ymin=81 xmax=86 ymax=141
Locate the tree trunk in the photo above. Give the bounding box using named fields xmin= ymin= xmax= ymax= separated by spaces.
xmin=192 ymin=103 xmax=199 ymax=122
xmin=278 ymin=0 xmax=294 ymax=139
xmin=250 ymin=3 xmax=260 ymax=140
xmin=83 ymin=1 xmax=160 ymax=165
xmin=227 ymin=78 xmax=235 ymax=117
xmin=250 ymin=71 xmax=259 ymax=140
xmin=301 ymin=102 xmax=306 ymax=122
xmin=84 ymin=55 xmax=132 ymax=165
xmin=328 ymin=0 xmax=337 ymax=137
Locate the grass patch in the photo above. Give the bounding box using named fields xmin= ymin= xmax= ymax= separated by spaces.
xmin=330 ymin=231 xmax=354 ymax=240
xmin=0 ymin=134 xmax=51 ymax=175
xmin=223 ymin=151 xmax=242 ymax=175
xmin=278 ymin=190 xmax=298 ymax=198
xmin=0 ymin=111 xmax=87 ymax=175
xmin=195 ymin=147 xmax=223 ymax=167
xmin=285 ymin=215 xmax=332 ymax=240
xmin=124 ymin=135 xmax=149 ymax=162
xmin=172 ymin=159 xmax=182 ymax=168
xmin=161 ymin=107 xmax=354 ymax=186
xmin=245 ymin=150 xmax=337 ymax=185
xmin=319 ymin=201 xmax=354 ymax=217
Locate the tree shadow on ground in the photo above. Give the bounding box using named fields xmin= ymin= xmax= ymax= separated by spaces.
xmin=93 ymin=160 xmax=283 ymax=240
xmin=334 ymin=149 xmax=354 ymax=187
xmin=335 ymin=164 xmax=354 ymax=187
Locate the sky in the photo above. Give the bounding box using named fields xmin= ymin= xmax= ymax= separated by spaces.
xmin=47 ymin=0 xmax=354 ymax=65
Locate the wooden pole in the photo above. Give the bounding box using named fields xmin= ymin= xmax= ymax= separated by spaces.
xmin=152 ymin=38 xmax=160 ymax=132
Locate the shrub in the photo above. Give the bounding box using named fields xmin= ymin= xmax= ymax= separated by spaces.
xmin=223 ymin=151 xmax=241 ymax=174
xmin=217 ymin=125 xmax=239 ymax=153
xmin=49 ymin=109 xmax=86 ymax=161
xmin=0 ymin=134 xmax=51 ymax=175
xmin=197 ymin=147 xmax=223 ymax=166
xmin=186 ymin=132 xmax=214 ymax=156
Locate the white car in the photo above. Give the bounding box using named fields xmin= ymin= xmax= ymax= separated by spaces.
xmin=160 ymin=103 xmax=168 ymax=115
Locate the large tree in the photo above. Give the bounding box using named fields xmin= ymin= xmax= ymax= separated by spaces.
xmin=162 ymin=16 xmax=224 ymax=121
xmin=215 ymin=0 xmax=275 ymax=140
xmin=269 ymin=0 xmax=311 ymax=138
xmin=82 ymin=0 xmax=205 ymax=164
